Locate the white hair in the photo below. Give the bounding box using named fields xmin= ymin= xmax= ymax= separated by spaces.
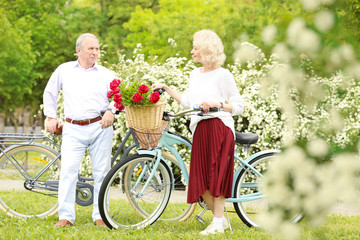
xmin=75 ymin=33 xmax=99 ymax=51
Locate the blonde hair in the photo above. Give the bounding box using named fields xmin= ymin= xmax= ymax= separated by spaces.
xmin=193 ymin=30 xmax=226 ymax=67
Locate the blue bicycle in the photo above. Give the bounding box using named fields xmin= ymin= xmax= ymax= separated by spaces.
xmin=98 ymin=108 xmax=302 ymax=229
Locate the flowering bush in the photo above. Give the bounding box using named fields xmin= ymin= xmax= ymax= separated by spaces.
xmin=107 ymin=77 xmax=161 ymax=110
xmin=43 ymin=44 xmax=360 ymax=176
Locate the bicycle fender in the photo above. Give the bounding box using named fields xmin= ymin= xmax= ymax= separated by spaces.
xmin=0 ymin=142 xmax=60 ymax=158
xmin=135 ymin=149 xmax=175 ymax=191
xmin=244 ymin=149 xmax=280 ymax=163
xmin=232 ymin=149 xmax=280 ymax=196
xmin=160 ymin=131 xmax=192 ymax=149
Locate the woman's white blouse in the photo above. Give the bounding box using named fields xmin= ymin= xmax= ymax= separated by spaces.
xmin=181 ymin=67 xmax=244 ymax=138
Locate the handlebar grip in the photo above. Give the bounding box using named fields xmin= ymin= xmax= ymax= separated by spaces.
xmin=100 ymin=110 xmax=121 ymax=115
xmin=154 ymin=88 xmax=165 ymax=95
xmin=209 ymin=107 xmax=219 ymax=112
xmin=196 ymin=107 xmax=220 ymax=116
xmin=193 ymin=105 xmax=220 ymax=112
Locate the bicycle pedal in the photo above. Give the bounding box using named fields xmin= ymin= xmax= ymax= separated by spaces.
xmin=195 ymin=215 xmax=205 ymax=225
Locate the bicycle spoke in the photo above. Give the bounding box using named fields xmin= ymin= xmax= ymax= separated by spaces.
xmin=0 ymin=145 xmax=60 ymax=218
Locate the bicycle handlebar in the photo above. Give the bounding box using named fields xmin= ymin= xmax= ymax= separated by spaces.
xmin=163 ymin=107 xmax=220 ymax=120
xmin=153 ymin=88 xmax=165 ymax=94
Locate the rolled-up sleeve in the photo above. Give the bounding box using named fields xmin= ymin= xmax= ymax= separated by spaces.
xmin=222 ymin=72 xmax=244 ymax=116
xmin=180 ymin=90 xmax=191 ymax=109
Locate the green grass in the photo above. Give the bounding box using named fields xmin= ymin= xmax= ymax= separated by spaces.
xmin=0 ymin=205 xmax=360 ymax=240
xmin=0 ymin=190 xmax=58 ymax=217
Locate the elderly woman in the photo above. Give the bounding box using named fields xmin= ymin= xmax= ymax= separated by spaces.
xmin=152 ymin=29 xmax=243 ymax=235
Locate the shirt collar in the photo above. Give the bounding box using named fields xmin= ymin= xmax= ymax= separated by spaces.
xmin=75 ymin=60 xmax=99 ymax=71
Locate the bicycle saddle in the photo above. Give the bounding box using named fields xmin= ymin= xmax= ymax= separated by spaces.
xmin=235 ymin=132 xmax=259 ymax=145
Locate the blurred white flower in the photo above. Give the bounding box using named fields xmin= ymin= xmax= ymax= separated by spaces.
xmin=301 ymin=0 xmax=321 ymax=11
xmin=307 ymin=138 xmax=329 ymax=157
xmin=301 ymin=0 xmax=335 ymax=11
xmin=346 ymin=62 xmax=360 ymax=79
xmin=233 ymin=41 xmax=265 ymax=64
xmin=314 ymin=10 xmax=334 ymax=32
xmin=262 ymin=24 xmax=277 ymax=45
xmin=287 ymin=18 xmax=320 ymax=56
xmin=273 ymin=43 xmax=293 ymax=61
xmin=279 ymin=222 xmax=300 ymax=240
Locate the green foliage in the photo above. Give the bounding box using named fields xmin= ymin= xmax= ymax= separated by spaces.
xmin=2 ymin=0 xmax=360 ymax=121
xmin=0 ymin=0 xmax=76 ymax=114
xmin=123 ymin=0 xmax=302 ymax=63
xmin=70 ymin=0 xmax=160 ymax=64
xmin=0 ymin=8 xmax=37 ymax=113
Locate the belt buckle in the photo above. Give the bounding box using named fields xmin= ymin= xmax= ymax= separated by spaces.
xmin=87 ymin=119 xmax=91 ymax=124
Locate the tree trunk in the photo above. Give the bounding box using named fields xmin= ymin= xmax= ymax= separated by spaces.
xmin=0 ymin=113 xmax=4 ymax=133
xmin=23 ymin=108 xmax=31 ymax=134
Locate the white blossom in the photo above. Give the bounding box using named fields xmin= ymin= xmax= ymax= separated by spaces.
xmin=301 ymin=0 xmax=335 ymax=11
xmin=301 ymin=0 xmax=321 ymax=11
xmin=272 ymin=43 xmax=293 ymax=61
xmin=314 ymin=10 xmax=334 ymax=32
xmin=262 ymin=24 xmax=277 ymax=45
xmin=287 ymin=18 xmax=320 ymax=56
xmin=233 ymin=41 xmax=265 ymax=64
xmin=307 ymin=138 xmax=329 ymax=157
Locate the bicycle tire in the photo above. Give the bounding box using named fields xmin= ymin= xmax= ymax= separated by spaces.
xmin=233 ymin=153 xmax=303 ymax=227
xmin=0 ymin=144 xmax=60 ymax=218
xmin=117 ymin=151 xmax=195 ymax=222
xmin=98 ymin=154 xmax=172 ymax=229
xmin=158 ymin=151 xmax=196 ymax=221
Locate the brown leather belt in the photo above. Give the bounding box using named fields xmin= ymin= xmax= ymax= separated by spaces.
xmin=66 ymin=116 xmax=102 ymax=125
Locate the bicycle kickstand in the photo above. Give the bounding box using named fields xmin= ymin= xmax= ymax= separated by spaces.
xmin=195 ymin=206 xmax=208 ymax=225
xmin=224 ymin=207 xmax=232 ymax=231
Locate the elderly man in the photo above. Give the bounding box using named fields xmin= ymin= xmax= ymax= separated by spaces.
xmin=43 ymin=33 xmax=116 ymax=227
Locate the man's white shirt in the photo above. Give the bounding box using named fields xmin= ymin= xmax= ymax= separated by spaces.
xmin=43 ymin=61 xmax=115 ymax=120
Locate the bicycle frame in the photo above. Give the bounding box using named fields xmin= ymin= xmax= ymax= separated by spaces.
xmin=0 ymin=134 xmax=61 ymax=191
xmin=0 ymin=129 xmax=140 ymax=205
xmin=135 ymin=128 xmax=280 ymax=204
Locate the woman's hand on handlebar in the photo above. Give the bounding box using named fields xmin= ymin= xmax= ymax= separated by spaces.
xmin=199 ymin=101 xmax=222 ymax=113
xmin=151 ymin=83 xmax=167 ymax=92
xmin=151 ymin=83 xmax=182 ymax=103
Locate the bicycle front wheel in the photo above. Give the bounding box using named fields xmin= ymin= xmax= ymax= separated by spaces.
xmin=159 ymin=151 xmax=196 ymax=222
xmin=0 ymin=144 xmax=60 ymax=218
xmin=233 ymin=153 xmax=303 ymax=227
xmin=98 ymin=154 xmax=172 ymax=229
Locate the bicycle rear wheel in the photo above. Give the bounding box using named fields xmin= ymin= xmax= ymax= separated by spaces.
xmin=0 ymin=144 xmax=60 ymax=218
xmin=98 ymin=154 xmax=172 ymax=229
xmin=233 ymin=153 xmax=303 ymax=227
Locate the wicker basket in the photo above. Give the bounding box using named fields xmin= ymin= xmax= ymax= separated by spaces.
xmin=132 ymin=120 xmax=168 ymax=148
xmin=125 ymin=97 xmax=166 ymax=130
xmin=125 ymin=98 xmax=167 ymax=148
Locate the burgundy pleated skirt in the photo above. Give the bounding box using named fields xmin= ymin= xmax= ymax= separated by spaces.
xmin=187 ymin=118 xmax=235 ymax=204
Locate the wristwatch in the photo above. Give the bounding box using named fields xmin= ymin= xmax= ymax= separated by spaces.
xmin=107 ymin=108 xmax=116 ymax=114
xmin=219 ymin=102 xmax=224 ymax=111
